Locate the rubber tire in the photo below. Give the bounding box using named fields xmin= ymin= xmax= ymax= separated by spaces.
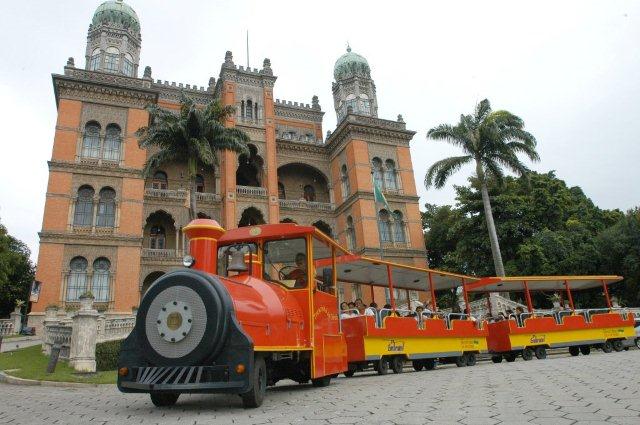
xmin=504 ymin=353 xmax=517 ymax=362
xmin=602 ymin=341 xmax=613 ymax=353
xmin=635 ymin=338 xmax=640 ymax=350
xmin=455 ymin=354 xmax=468 ymax=367
xmin=343 ymin=369 xmax=355 ymax=378
xmin=412 ymin=360 xmax=424 ymax=371
xmin=466 ymin=353 xmax=477 ymax=366
xmin=311 ymin=376 xmax=332 ymax=387
xmin=377 ymin=357 xmax=389 ymax=375
xmin=241 ymin=356 xmax=266 ymax=408
xmin=569 ymin=346 xmax=580 ymax=356
xmin=391 ymin=356 xmax=404 ymax=374
xmin=534 ymin=346 xmax=547 ymax=360
xmin=522 ymin=347 xmax=534 ymax=361
xmin=612 ymin=340 xmax=624 ymax=352
xmin=150 ymin=392 xmax=179 ymax=407
xmin=580 ymin=345 xmax=591 ymax=355
xmin=423 ymin=359 xmax=436 ymax=370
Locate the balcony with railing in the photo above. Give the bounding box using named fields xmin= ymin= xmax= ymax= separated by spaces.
xmin=195 ymin=192 xmax=222 ymax=203
xmin=141 ymin=248 xmax=182 ymax=259
xmin=279 ymin=199 xmax=334 ymax=212
xmin=144 ymin=187 xmax=187 ymax=201
xmin=236 ymin=185 xmax=267 ymax=197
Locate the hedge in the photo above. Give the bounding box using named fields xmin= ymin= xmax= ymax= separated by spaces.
xmin=95 ymin=339 xmax=123 ymax=371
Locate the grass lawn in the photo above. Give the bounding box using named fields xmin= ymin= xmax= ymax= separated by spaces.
xmin=0 ymin=345 xmax=116 ymax=384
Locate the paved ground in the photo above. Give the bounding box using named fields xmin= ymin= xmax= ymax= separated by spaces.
xmin=0 ymin=337 xmax=41 ymax=353
xmin=1 ymin=350 xmax=639 ymax=425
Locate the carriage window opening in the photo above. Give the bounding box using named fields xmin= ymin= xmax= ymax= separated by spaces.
xmin=313 ymin=236 xmax=336 ymax=294
xmin=216 ymin=243 xmax=258 ymax=277
xmin=262 ymin=238 xmax=307 ymax=289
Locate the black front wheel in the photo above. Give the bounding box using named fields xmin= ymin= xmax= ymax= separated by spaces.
xmin=377 ymin=357 xmax=389 ymax=375
xmin=455 ymin=354 xmax=468 ymax=367
xmin=466 ymin=353 xmax=477 ymax=366
xmin=311 ymin=376 xmax=332 ymax=387
xmin=534 ymin=346 xmax=547 ymax=360
xmin=580 ymin=345 xmax=591 ymax=355
xmin=391 ymin=356 xmax=404 ymax=374
xmin=522 ymin=347 xmax=534 ymax=361
xmin=602 ymin=341 xmax=613 ymax=353
xmin=150 ymin=392 xmax=179 ymax=407
xmin=612 ymin=340 xmax=624 ymax=352
xmin=241 ymin=356 xmax=266 ymax=408
xmin=569 ymin=346 xmax=580 ymax=356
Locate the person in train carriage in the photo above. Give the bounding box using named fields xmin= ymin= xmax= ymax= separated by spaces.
xmin=515 ymin=306 xmax=525 ymax=326
xmin=340 ymin=302 xmax=351 ymax=319
xmin=354 ymin=298 xmax=366 ymax=315
xmin=364 ymin=302 xmax=378 ymax=316
xmin=284 ymin=252 xmax=308 ymax=288
xmin=414 ymin=305 xmax=425 ymax=322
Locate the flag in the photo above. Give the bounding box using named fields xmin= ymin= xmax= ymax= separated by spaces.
xmin=373 ymin=181 xmax=390 ymax=210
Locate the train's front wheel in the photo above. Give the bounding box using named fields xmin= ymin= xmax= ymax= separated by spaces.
xmin=241 ymin=356 xmax=266 ymax=408
xmin=150 ymin=392 xmax=179 ymax=407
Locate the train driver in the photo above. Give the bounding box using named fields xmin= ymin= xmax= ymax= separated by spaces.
xmin=285 ymin=253 xmax=308 ymax=288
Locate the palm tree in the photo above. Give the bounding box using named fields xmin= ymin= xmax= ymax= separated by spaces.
xmin=425 ymin=99 xmax=539 ymax=276
xmin=137 ymin=95 xmax=250 ymax=220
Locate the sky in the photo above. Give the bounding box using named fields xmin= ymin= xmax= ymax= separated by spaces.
xmin=0 ymin=0 xmax=639 ymax=262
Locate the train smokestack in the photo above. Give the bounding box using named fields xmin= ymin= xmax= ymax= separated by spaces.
xmin=183 ymin=219 xmax=225 ymax=273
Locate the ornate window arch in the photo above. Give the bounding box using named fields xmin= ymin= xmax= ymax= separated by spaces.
xmin=92 ymin=258 xmax=111 ymax=302
xmin=372 ymin=157 xmax=384 ymax=189
xmin=384 ymin=159 xmax=398 ymax=190
xmin=104 ymin=46 xmax=120 ymax=73
xmin=245 ymin=99 xmax=253 ymax=119
xmin=96 ymin=187 xmax=116 ymax=227
xmin=392 ymin=210 xmax=406 ymax=243
xmin=74 ymin=185 xmax=95 ymax=226
xmin=152 ymin=171 xmax=168 ymax=190
xmin=66 ymin=256 xmax=88 ymax=301
xmin=346 ymin=215 xmax=356 ymax=251
xmin=378 ymin=209 xmax=392 ymax=243
xmin=102 ymin=124 xmax=121 ymax=161
xmin=82 ymin=121 xmax=101 ymax=158
xmin=341 ymin=164 xmax=350 ymax=198
xmin=89 ymin=48 xmax=101 ymax=71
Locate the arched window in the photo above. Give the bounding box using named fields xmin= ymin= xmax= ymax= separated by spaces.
xmin=66 ymin=256 xmax=88 ymax=301
xmin=341 ymin=164 xmax=350 ymax=198
xmin=393 ymin=210 xmax=406 ymax=243
xmin=96 ymin=187 xmax=116 ymax=227
xmin=372 ymin=157 xmax=384 ymax=189
xmin=104 ymin=47 xmax=120 ymax=73
xmin=378 ymin=209 xmax=392 ymax=243
xmin=74 ymin=185 xmax=94 ymax=226
xmin=303 ymin=185 xmax=316 ymax=202
xmin=346 ymin=216 xmax=356 ymax=251
xmin=122 ymin=53 xmax=134 ymax=77
xmin=152 ymin=171 xmax=168 ymax=190
xmin=195 ymin=174 xmax=205 ymax=193
xmin=245 ymin=99 xmax=253 ymax=119
xmin=254 ymin=102 xmax=259 ymax=120
xmin=102 ymin=124 xmax=121 ymax=161
xmin=278 ymin=182 xmax=286 ymax=199
xmin=384 ymin=159 xmax=398 ymax=190
xmin=150 ymin=225 xmax=166 ymax=249
xmin=82 ymin=122 xmax=101 ymax=158
xmin=89 ymin=48 xmax=101 ymax=71
xmin=92 ymin=258 xmax=111 ymax=302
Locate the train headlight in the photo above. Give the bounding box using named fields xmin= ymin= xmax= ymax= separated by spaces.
xmin=182 ymin=255 xmax=195 ymax=268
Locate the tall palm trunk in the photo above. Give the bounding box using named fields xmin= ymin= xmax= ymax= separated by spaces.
xmin=476 ymin=162 xmax=505 ymax=277
xmin=189 ymin=178 xmax=197 ymax=221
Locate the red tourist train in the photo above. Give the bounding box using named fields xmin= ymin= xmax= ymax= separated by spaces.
xmin=117 ymin=219 xmax=637 ymax=407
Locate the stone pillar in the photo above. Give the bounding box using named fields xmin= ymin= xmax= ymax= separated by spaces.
xmin=42 ymin=306 xmax=60 ymax=354
xmin=69 ymin=295 xmax=99 ymax=373
xmin=10 ymin=307 xmax=22 ymax=335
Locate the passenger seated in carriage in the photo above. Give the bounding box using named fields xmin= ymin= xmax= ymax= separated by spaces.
xmin=364 ymin=302 xmax=378 ymax=316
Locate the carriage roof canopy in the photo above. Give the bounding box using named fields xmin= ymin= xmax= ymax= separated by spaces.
xmin=315 ymin=255 xmax=487 ymax=291
xmin=465 ymin=275 xmax=624 ymax=293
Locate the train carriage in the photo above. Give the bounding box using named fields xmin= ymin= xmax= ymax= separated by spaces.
xmin=466 ymin=276 xmax=636 ymax=362
xmin=316 ymin=256 xmax=495 ymax=374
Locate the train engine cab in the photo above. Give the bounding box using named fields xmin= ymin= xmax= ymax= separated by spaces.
xmin=117 ymin=219 xmax=347 ymax=407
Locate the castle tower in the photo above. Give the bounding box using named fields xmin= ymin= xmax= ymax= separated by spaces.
xmin=332 ymin=46 xmax=378 ymax=122
xmin=85 ymin=0 xmax=142 ymax=77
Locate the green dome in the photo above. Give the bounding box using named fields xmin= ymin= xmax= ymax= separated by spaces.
xmin=92 ymin=0 xmax=140 ymax=33
xmin=334 ymin=46 xmax=370 ymax=80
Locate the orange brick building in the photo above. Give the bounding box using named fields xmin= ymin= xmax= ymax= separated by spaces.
xmin=29 ymin=0 xmax=427 ymax=329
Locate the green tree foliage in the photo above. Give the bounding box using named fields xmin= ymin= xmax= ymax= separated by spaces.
xmin=0 ymin=221 xmax=35 ymax=318
xmin=137 ymin=95 xmax=250 ymax=220
xmin=423 ymin=172 xmax=639 ymax=306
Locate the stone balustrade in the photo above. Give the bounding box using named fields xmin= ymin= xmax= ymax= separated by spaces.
xmin=0 ymin=320 xmax=14 ymax=336
xmin=144 ymin=187 xmax=188 ymax=201
xmin=195 ymin=192 xmax=221 ymax=203
xmin=279 ymin=199 xmax=334 ymax=211
xmin=236 ymin=185 xmax=267 ymax=197
xmin=141 ymin=248 xmax=181 ymax=258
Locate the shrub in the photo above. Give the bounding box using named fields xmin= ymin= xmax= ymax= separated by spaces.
xmin=95 ymin=339 xmax=122 ymax=371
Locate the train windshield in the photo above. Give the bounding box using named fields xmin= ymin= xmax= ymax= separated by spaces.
xmin=263 ymin=238 xmax=308 ymax=289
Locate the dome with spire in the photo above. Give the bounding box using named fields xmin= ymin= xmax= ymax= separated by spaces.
xmin=92 ymin=0 xmax=140 ymax=34
xmin=333 ymin=46 xmax=371 ymax=80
